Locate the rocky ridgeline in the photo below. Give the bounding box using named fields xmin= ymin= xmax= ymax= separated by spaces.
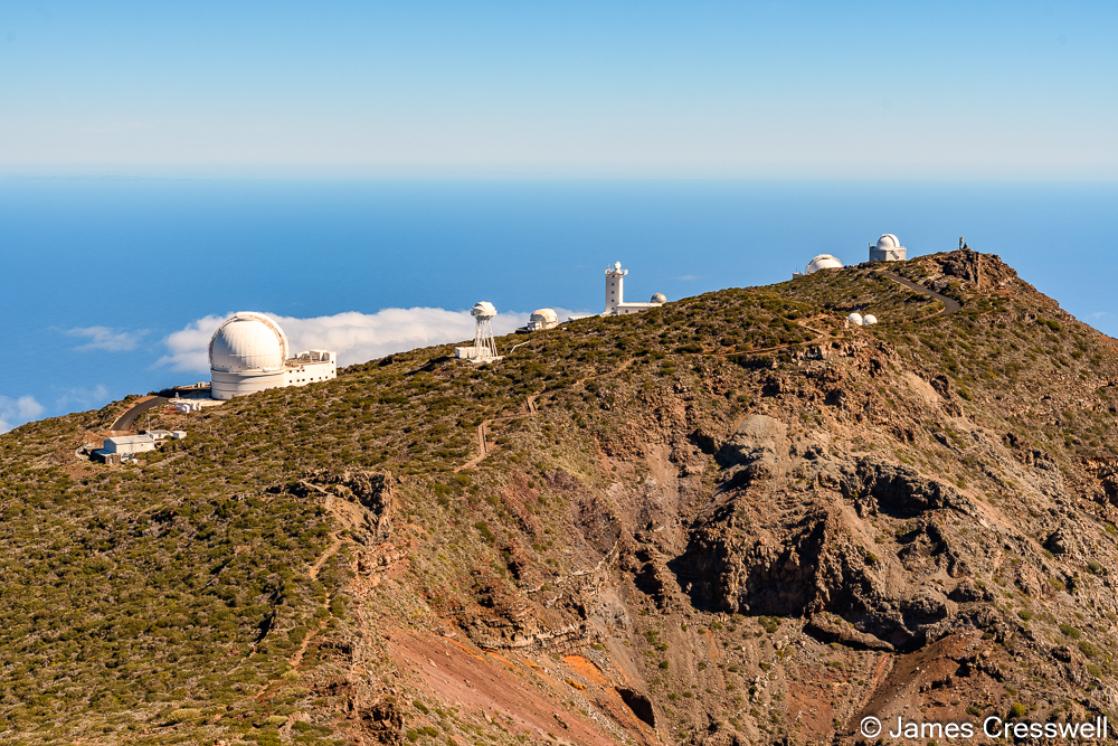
xmin=3 ymin=250 xmax=1118 ymax=745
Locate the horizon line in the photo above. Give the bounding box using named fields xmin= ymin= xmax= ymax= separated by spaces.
xmin=3 ymin=170 xmax=1118 ymax=186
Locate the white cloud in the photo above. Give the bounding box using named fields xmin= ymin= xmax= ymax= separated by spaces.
xmin=159 ymin=307 xmax=582 ymax=374
xmin=0 ymin=395 xmax=45 ymax=434
xmin=67 ymin=326 xmax=147 ymax=352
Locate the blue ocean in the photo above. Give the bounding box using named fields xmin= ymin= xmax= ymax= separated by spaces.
xmin=2 ymin=178 xmax=1115 ymax=429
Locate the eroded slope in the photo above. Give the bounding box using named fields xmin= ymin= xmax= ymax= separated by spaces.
xmin=3 ymin=250 xmax=1118 ymax=745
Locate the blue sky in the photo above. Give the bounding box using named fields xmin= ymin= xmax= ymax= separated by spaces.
xmin=2 ymin=3 xmax=1117 ymax=432
xmin=2 ymin=1 xmax=1116 ymax=178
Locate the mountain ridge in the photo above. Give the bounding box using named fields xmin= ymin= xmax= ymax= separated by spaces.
xmin=4 ymin=249 xmax=1118 ymax=744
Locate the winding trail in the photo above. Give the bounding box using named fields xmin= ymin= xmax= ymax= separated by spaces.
xmin=455 ymin=421 xmax=491 ymax=473
xmin=283 ymin=534 xmax=343 ymax=672
xmin=250 ymin=532 xmax=345 ymax=704
xmin=308 ymin=534 xmax=342 ymax=581
xmin=452 ymin=271 xmax=960 ymax=475
xmin=453 ymin=391 xmax=541 ymax=473
xmin=454 ymin=358 xmax=635 ymax=473
xmin=236 ymin=268 xmax=965 ymax=735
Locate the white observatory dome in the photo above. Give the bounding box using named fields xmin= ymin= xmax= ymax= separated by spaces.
xmin=863 ymin=313 xmax=879 ymax=325
xmin=870 ymin=233 xmax=907 ymax=262
xmin=650 ymin=292 xmax=667 ymax=303
xmin=530 ymin=308 xmax=558 ymax=325
xmin=472 ymin=301 xmax=497 ymax=320
xmin=877 ymin=234 xmax=900 ymax=250
xmin=805 ymin=254 xmax=844 ymax=275
xmin=209 ymin=312 xmax=289 ymax=373
xmin=846 ymin=312 xmax=865 ymax=327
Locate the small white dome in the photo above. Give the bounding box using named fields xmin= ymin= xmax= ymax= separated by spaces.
xmin=530 ymin=308 xmax=558 ymax=324
xmin=862 ymin=313 xmax=878 ymax=325
xmin=650 ymin=292 xmax=667 ymax=303
xmin=877 ymin=233 xmax=900 ymax=249
xmin=472 ymin=301 xmax=497 ymax=319
xmin=846 ymin=312 xmax=865 ymax=327
xmin=805 ymin=254 xmax=844 ymax=274
xmin=209 ymin=312 xmax=289 ymax=373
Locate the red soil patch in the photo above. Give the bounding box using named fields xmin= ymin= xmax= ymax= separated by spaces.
xmin=387 ymin=629 xmax=622 ymax=745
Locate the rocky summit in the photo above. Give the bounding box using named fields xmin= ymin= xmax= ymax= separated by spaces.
xmin=3 ymin=249 xmax=1118 ymax=745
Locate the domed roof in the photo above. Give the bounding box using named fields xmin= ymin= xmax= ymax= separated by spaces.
xmin=805 ymin=254 xmax=844 ymax=274
xmin=472 ymin=301 xmax=497 ymax=319
xmin=650 ymin=292 xmax=667 ymax=303
xmin=530 ymin=308 xmax=558 ymax=323
xmin=209 ymin=312 xmax=289 ymax=373
xmin=877 ymin=233 xmax=901 ymax=249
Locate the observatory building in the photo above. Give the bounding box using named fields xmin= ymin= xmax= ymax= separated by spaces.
xmin=209 ymin=312 xmax=337 ymax=400
xmin=846 ymin=312 xmax=879 ymax=328
xmin=603 ymin=262 xmax=667 ymax=316
xmin=869 ymin=233 xmax=907 ymax=262
xmin=455 ymin=301 xmax=503 ymax=364
xmin=803 ymin=254 xmax=845 ymax=275
xmin=521 ymin=308 xmax=559 ymax=332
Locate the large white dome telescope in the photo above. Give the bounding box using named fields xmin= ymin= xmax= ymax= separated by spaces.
xmin=209 ymin=312 xmax=289 ymax=373
xmin=209 ymin=311 xmax=336 ymax=400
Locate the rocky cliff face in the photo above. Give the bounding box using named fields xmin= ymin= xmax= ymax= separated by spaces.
xmin=4 ymin=250 xmax=1118 ymax=745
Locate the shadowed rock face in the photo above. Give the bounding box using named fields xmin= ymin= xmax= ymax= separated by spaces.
xmin=673 ymin=416 xmax=976 ymax=652
xmin=842 ymin=459 xmax=970 ymax=519
xmin=617 ymin=688 xmax=656 ymax=728
xmin=673 ymin=501 xmax=954 ymax=651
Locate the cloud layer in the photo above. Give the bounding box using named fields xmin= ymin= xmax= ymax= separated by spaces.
xmin=159 ymin=307 xmax=579 ymax=374
xmin=0 ymin=395 xmax=44 ymax=434
xmin=67 ymin=326 xmax=147 ymax=352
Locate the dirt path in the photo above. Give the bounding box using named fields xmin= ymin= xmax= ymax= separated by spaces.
xmin=308 ymin=534 xmax=342 ymax=580
xmin=744 ymin=270 xmax=961 ymax=359
xmin=285 ymin=534 xmax=343 ymax=670
xmin=250 ymin=532 xmax=346 ymax=704
xmin=287 ymin=615 xmax=329 ymax=670
xmin=454 ymin=377 xmax=556 ymax=473
xmin=454 ymin=421 xmax=490 ymax=473
xmin=453 ymin=275 xmax=959 ymax=475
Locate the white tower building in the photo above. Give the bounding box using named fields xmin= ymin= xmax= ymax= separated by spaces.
xmin=869 ymin=233 xmax=907 ymax=262
xmin=602 ymin=261 xmax=666 ymax=316
xmin=604 ymin=261 xmax=627 ymax=314
xmin=455 ymin=301 xmax=503 ymax=363
xmin=209 ymin=312 xmax=336 ymax=400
